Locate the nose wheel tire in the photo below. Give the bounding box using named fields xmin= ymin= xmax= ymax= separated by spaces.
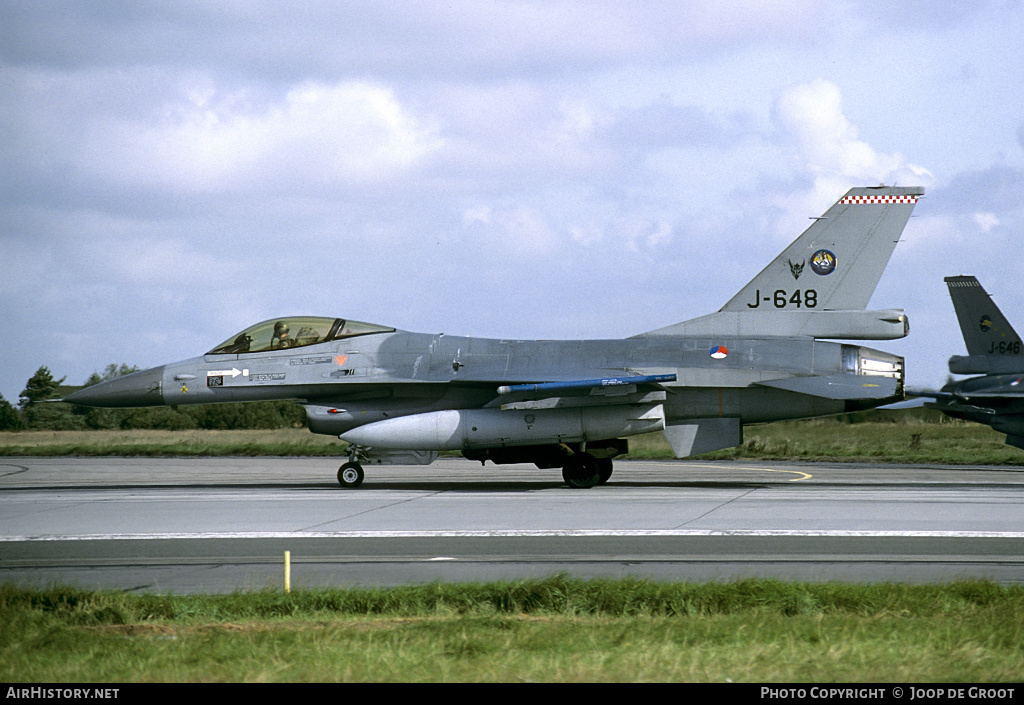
xmin=338 ymin=462 xmax=365 ymax=488
xmin=562 ymin=452 xmax=600 ymax=489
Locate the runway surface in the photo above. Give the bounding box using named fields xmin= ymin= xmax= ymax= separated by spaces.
xmin=1 ymin=457 xmax=1022 ymax=593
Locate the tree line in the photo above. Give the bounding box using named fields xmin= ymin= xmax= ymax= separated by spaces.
xmin=0 ymin=365 xmax=306 ymax=431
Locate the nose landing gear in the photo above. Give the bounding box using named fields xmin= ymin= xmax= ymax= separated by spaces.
xmin=338 ymin=461 xmax=365 ymax=488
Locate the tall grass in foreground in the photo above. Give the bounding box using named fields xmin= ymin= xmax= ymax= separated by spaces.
xmin=3 ymin=578 xmax=1023 ymax=682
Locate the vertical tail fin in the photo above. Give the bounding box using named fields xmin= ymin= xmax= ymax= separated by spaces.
xmin=639 ymin=186 xmax=922 ymax=339
xmin=945 ymin=276 xmax=1024 ymax=374
xmin=946 ymin=276 xmax=1020 ymax=355
xmin=720 ymin=186 xmax=923 ymax=312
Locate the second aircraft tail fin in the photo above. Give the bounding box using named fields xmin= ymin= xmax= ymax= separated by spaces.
xmin=945 ymin=275 xmax=1024 ymax=375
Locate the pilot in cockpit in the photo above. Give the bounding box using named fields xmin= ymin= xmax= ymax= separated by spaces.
xmin=271 ymin=321 xmax=292 ymax=348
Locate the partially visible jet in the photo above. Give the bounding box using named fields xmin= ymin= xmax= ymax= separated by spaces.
xmin=922 ymin=276 xmax=1024 ymax=449
xmin=64 ymin=186 xmax=923 ymax=488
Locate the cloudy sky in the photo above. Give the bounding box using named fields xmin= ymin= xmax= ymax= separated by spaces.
xmin=2 ymin=1 xmax=1023 ymax=405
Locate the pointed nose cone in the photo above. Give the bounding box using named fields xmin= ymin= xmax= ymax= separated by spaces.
xmin=63 ymin=366 xmax=166 ymax=408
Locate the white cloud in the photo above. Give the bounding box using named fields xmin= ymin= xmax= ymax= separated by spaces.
xmin=769 ymin=79 xmax=935 ymax=239
xmin=569 ymin=223 xmax=603 ymax=246
xmin=477 ymin=205 xmax=557 ymax=257
xmin=462 ymin=205 xmax=493 ymax=227
xmin=617 ymin=219 xmax=674 ymax=252
xmin=85 ymin=80 xmax=442 ymax=194
xmin=462 ymin=200 xmax=557 ymax=254
xmin=893 ymin=213 xmax=962 ymax=253
xmin=973 ymin=212 xmax=1000 ymax=233
xmin=773 ymin=79 xmax=932 ymax=186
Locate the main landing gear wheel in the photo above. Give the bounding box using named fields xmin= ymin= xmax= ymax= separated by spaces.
xmin=596 ymin=458 xmax=613 ymax=484
xmin=562 ymin=452 xmax=600 ymax=489
xmin=338 ymin=461 xmax=364 ymax=488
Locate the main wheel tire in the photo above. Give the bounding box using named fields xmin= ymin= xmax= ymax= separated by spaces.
xmin=596 ymin=458 xmax=613 ymax=484
xmin=338 ymin=461 xmax=365 ymax=488
xmin=562 ymin=452 xmax=600 ymax=489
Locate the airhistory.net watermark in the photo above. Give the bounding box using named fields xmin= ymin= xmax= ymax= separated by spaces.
xmin=6 ymin=689 xmax=119 ymax=700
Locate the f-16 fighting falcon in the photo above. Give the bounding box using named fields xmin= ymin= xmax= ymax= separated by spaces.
xmin=920 ymin=276 xmax=1024 ymax=449
xmin=64 ymin=186 xmax=924 ymax=488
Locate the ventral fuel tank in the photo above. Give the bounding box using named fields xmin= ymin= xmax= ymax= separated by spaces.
xmin=338 ymin=404 xmax=665 ymax=451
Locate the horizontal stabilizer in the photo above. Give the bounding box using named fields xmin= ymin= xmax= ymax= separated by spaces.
xmin=663 ymin=417 xmax=742 ymax=458
xmin=905 ymin=387 xmax=952 ymax=401
xmin=925 ymin=374 xmax=1024 ymax=402
xmin=948 ymin=355 xmax=1024 ymax=375
xmin=639 ymin=309 xmax=908 ymax=340
xmin=943 ymin=388 xmax=1024 ymax=401
xmin=497 ymin=374 xmax=676 ymax=395
xmin=756 ymin=374 xmax=899 ymax=400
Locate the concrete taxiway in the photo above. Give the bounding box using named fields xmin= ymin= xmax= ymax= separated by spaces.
xmin=1 ymin=457 xmax=1022 ymax=593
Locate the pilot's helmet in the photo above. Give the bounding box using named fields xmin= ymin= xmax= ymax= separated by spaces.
xmin=274 ymin=322 xmax=290 ymax=336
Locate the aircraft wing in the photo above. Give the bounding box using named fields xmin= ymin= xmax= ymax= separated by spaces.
xmin=918 ymin=376 xmax=1024 ymax=402
xmin=951 ymin=389 xmax=1024 ymax=400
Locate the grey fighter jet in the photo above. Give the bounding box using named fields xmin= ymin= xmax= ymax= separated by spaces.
xmin=921 ymin=276 xmax=1024 ymax=449
xmin=64 ymin=186 xmax=923 ymax=488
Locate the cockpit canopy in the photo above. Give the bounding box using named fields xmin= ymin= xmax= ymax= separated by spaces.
xmin=208 ymin=317 xmax=395 ymax=354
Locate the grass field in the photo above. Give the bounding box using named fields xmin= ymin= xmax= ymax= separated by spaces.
xmin=3 ymin=579 xmax=1022 ymax=682
xmin=3 ymin=410 xmax=1023 ymax=466
xmin=0 ymin=427 xmax=344 ymax=457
